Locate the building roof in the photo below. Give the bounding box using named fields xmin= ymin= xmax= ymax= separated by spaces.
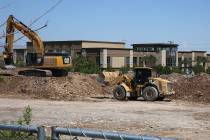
xmin=178 ymin=51 xmax=192 ymax=53
xmin=132 ymin=43 xmax=178 ymax=47
xmin=179 ymin=51 xmax=207 ymax=53
xmin=27 ymin=40 xmax=125 ymax=45
xmin=83 ymin=47 xmax=132 ymax=50
xmin=192 ymin=51 xmax=207 ymax=53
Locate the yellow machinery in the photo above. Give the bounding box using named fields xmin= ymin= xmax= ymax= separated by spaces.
xmin=108 ymin=67 xmax=174 ymax=101
xmin=3 ymin=15 xmax=72 ymax=77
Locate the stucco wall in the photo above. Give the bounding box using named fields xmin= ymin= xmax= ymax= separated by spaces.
xmin=111 ymin=57 xmax=125 ymax=68
xmin=107 ymin=49 xmax=130 ymax=57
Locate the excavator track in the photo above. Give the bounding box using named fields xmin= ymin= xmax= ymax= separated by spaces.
xmin=18 ymin=70 xmax=47 ymax=77
xmin=51 ymin=69 xmax=68 ymax=77
xmin=18 ymin=69 xmax=68 ymax=77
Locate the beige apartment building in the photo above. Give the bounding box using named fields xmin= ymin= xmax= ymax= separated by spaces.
xmin=26 ymin=40 xmax=133 ymax=69
xmin=178 ymin=51 xmax=208 ymax=73
xmin=208 ymin=54 xmax=210 ymax=68
xmin=132 ymin=43 xmax=178 ymax=67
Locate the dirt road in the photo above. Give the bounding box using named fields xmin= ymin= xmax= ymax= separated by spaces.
xmin=0 ymin=98 xmax=210 ymax=140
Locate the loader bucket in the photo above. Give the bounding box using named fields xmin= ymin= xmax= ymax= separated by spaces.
xmin=99 ymin=72 xmax=120 ymax=85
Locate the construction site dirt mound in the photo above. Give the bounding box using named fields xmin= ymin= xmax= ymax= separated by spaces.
xmin=0 ymin=73 xmax=105 ymax=101
xmin=162 ymin=73 xmax=210 ymax=103
xmin=1 ymin=68 xmax=210 ymax=103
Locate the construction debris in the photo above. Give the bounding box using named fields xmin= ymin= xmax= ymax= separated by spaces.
xmin=0 ymin=72 xmax=105 ymax=101
xmin=161 ymin=73 xmax=210 ymax=103
xmin=1 ymin=67 xmax=210 ymax=103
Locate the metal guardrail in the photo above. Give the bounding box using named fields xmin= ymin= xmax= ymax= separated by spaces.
xmin=51 ymin=127 xmax=175 ymax=140
xmin=0 ymin=124 xmax=45 ymax=140
xmin=0 ymin=124 xmax=176 ymax=140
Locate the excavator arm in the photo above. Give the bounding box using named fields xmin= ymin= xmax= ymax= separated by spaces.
xmin=4 ymin=15 xmax=44 ymax=65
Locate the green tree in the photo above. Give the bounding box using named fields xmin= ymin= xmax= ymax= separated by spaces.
xmin=192 ymin=64 xmax=205 ymax=74
xmin=142 ymin=55 xmax=157 ymax=67
xmin=71 ymin=56 xmax=100 ymax=74
xmin=154 ymin=65 xmax=172 ymax=75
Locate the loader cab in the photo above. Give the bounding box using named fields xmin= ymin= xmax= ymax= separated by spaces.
xmin=133 ymin=67 xmax=152 ymax=85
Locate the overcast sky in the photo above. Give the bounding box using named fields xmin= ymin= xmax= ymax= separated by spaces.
xmin=0 ymin=0 xmax=210 ymax=52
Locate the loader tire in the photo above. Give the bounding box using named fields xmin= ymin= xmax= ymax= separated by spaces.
xmin=142 ymin=86 xmax=158 ymax=101
xmin=113 ymin=85 xmax=126 ymax=101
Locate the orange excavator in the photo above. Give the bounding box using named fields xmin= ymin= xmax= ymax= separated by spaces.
xmin=2 ymin=15 xmax=72 ymax=77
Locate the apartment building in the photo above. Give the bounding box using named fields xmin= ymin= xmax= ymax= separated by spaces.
xmin=178 ymin=51 xmax=208 ymax=73
xmin=13 ymin=47 xmax=27 ymax=65
xmin=132 ymin=43 xmax=178 ymax=67
xmin=208 ymin=54 xmax=210 ymax=68
xmin=26 ymin=40 xmax=133 ymax=69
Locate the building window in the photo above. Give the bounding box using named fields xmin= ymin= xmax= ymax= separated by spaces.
xmin=107 ymin=56 xmax=111 ymax=67
xmin=56 ymin=49 xmax=62 ymax=53
xmin=139 ymin=57 xmax=143 ymax=66
xmin=47 ymin=50 xmax=54 ymax=53
xmin=133 ymin=57 xmax=137 ymax=67
xmin=125 ymin=57 xmax=130 ymax=67
xmin=96 ymin=56 xmax=100 ymax=66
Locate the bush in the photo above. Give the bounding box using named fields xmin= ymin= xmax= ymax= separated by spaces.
xmin=15 ymin=61 xmax=25 ymax=67
xmin=105 ymin=67 xmax=115 ymax=72
xmin=71 ymin=56 xmax=100 ymax=74
xmin=119 ymin=67 xmax=130 ymax=74
xmin=154 ymin=65 xmax=172 ymax=75
xmin=171 ymin=67 xmax=183 ymax=74
xmin=0 ymin=106 xmax=35 ymax=140
xmin=192 ymin=64 xmax=205 ymax=74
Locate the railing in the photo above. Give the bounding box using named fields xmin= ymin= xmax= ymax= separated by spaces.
xmin=51 ymin=127 xmax=175 ymax=140
xmin=0 ymin=124 xmax=45 ymax=140
xmin=0 ymin=124 xmax=176 ymax=140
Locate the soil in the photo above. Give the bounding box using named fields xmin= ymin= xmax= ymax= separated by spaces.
xmin=1 ymin=69 xmax=210 ymax=139
xmin=0 ymin=98 xmax=210 ymax=140
xmin=1 ymin=68 xmax=210 ymax=103
xmin=0 ymin=72 xmax=106 ymax=101
xmin=161 ymin=73 xmax=210 ymax=103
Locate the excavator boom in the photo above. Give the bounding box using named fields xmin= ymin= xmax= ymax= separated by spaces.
xmin=2 ymin=15 xmax=71 ymax=76
xmin=4 ymin=15 xmax=44 ymax=65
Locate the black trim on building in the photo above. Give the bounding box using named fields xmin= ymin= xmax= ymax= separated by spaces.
xmin=27 ymin=40 xmax=125 ymax=46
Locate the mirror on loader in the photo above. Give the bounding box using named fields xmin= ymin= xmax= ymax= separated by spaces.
xmin=113 ymin=67 xmax=175 ymax=101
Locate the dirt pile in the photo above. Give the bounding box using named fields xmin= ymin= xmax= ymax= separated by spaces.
xmin=1 ymin=68 xmax=210 ymax=103
xmin=0 ymin=73 xmax=105 ymax=101
xmin=163 ymin=73 xmax=210 ymax=103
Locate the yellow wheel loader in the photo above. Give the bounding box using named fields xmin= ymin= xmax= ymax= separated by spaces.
xmin=112 ymin=67 xmax=174 ymax=101
xmin=2 ymin=15 xmax=72 ymax=77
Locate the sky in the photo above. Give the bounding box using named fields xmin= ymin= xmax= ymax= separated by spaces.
xmin=0 ymin=0 xmax=210 ymax=52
